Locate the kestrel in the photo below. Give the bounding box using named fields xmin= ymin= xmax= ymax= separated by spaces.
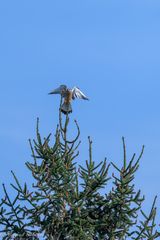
xmin=49 ymin=85 xmax=89 ymax=114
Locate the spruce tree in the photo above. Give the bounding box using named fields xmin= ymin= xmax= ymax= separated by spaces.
xmin=0 ymin=100 xmax=159 ymax=240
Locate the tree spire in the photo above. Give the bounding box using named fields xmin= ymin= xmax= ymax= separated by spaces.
xmin=0 ymin=100 xmax=159 ymax=239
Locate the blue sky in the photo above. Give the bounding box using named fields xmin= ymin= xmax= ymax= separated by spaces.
xmin=0 ymin=0 xmax=160 ymax=222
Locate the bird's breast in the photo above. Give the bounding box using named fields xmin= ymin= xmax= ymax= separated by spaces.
xmin=64 ymin=90 xmax=73 ymax=104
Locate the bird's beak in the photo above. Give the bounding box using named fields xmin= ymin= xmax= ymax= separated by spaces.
xmin=49 ymin=87 xmax=60 ymax=94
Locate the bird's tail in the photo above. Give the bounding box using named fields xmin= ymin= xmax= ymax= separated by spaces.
xmin=61 ymin=102 xmax=72 ymax=114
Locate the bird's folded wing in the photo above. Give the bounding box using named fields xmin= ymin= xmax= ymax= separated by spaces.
xmin=72 ymin=87 xmax=89 ymax=100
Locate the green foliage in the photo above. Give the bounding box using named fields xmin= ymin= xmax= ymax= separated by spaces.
xmin=0 ymin=104 xmax=159 ymax=239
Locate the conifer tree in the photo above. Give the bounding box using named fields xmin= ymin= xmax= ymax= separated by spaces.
xmin=0 ymin=100 xmax=159 ymax=239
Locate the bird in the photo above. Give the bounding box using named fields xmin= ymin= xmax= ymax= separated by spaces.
xmin=49 ymin=85 xmax=89 ymax=114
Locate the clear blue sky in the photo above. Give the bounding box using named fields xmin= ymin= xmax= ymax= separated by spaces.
xmin=0 ymin=0 xmax=160 ymax=219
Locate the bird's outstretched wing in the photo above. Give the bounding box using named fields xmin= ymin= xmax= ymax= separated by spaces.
xmin=72 ymin=87 xmax=89 ymax=100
